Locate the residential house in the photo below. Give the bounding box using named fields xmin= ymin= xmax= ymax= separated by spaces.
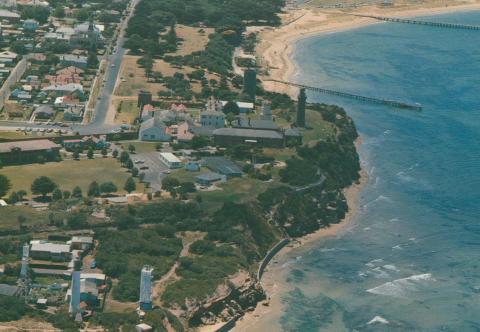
xmin=200 ymin=111 xmax=225 ymax=128
xmin=185 ymin=161 xmax=201 ymax=172
xmin=42 ymin=83 xmax=84 ymax=98
xmin=30 ymin=241 xmax=72 ymax=261
xmin=45 ymin=26 xmax=75 ymax=43
xmin=71 ymin=236 xmax=93 ymax=250
xmin=32 ymin=105 xmax=55 ymax=119
xmin=202 ymin=156 xmax=242 ymax=177
xmin=0 ymin=139 xmax=60 ymax=164
xmin=139 ymin=114 xmax=171 ymax=142
xmin=64 ymin=104 xmax=84 ymax=121
xmin=166 ymin=121 xmax=194 ymax=142
xmin=195 ymin=172 xmax=226 ymax=186
xmin=23 ymin=19 xmax=39 ymax=31
xmin=221 ymin=101 xmax=254 ymax=113
xmin=0 ymin=50 xmax=17 ymax=63
xmin=0 ymin=9 xmax=20 ymax=22
xmin=159 ymin=152 xmax=183 ymax=169
xmin=30 ymin=53 xmax=46 ymax=63
xmin=59 ymin=54 xmax=88 ymax=69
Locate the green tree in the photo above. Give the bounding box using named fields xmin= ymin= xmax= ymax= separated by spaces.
xmin=124 ymin=177 xmax=136 ymax=193
xmin=100 ymin=182 xmax=118 ymax=195
xmin=63 ymin=190 xmax=71 ymax=199
xmin=226 ymin=112 xmax=236 ymax=125
xmin=16 ymin=190 xmax=27 ymax=201
xmin=101 ymin=147 xmax=108 ymax=158
xmin=0 ymin=175 xmax=11 ymax=198
xmin=112 ymin=149 xmax=119 ymax=159
xmin=120 ymin=151 xmax=130 ymax=165
xmin=190 ymin=135 xmax=208 ymax=149
xmin=128 ymin=144 xmax=136 ymax=154
xmin=161 ymin=177 xmax=179 ymax=193
xmin=126 ymin=159 xmax=134 ymax=170
xmin=52 ymin=188 xmax=63 ymax=201
xmin=87 ymin=52 xmax=99 ymax=68
xmin=88 ymin=181 xmax=100 ymax=197
xmin=131 ymin=167 xmax=139 ymax=177
xmin=87 ymin=147 xmax=94 ymax=159
xmin=31 ymin=176 xmax=57 ymax=197
xmin=223 ymin=101 xmax=240 ymax=115
xmin=53 ymin=6 xmax=65 ymax=18
xmin=73 ymin=149 xmax=80 ymax=160
xmin=72 ymin=186 xmax=83 ymax=198
xmin=8 ymin=191 xmax=19 ymax=204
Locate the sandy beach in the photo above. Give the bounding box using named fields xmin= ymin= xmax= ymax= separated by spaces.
xmin=257 ymin=0 xmax=480 ymax=97
xmin=233 ymin=139 xmax=368 ymax=332
xmin=232 ymin=1 xmax=480 ymax=330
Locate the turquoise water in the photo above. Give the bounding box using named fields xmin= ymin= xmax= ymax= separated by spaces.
xmin=273 ymin=11 xmax=480 ymax=331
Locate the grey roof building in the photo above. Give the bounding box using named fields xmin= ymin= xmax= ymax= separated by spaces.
xmin=231 ymin=118 xmax=280 ymax=131
xmin=195 ymin=172 xmax=226 ymax=186
xmin=203 ymin=156 xmax=242 ymax=177
xmin=213 ymin=127 xmax=285 ymax=148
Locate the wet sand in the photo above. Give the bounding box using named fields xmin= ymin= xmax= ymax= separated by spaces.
xmin=234 ymin=2 xmax=480 ymax=329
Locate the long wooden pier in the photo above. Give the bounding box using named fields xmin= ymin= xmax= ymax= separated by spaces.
xmin=268 ymin=79 xmax=422 ymax=111
xmin=355 ymin=14 xmax=480 ymax=30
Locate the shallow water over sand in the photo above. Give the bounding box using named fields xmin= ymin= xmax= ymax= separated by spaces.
xmin=256 ymin=11 xmax=480 ymax=331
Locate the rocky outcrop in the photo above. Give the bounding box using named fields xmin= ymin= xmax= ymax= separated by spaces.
xmin=188 ymin=275 xmax=265 ymax=328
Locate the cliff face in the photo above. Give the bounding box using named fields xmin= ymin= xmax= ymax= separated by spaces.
xmin=188 ymin=273 xmax=266 ymax=328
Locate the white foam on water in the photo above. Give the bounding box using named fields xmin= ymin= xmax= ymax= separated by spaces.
xmin=367 ymin=316 xmax=390 ymax=325
xmin=319 ymin=247 xmax=336 ymax=252
xmin=392 ymin=244 xmax=403 ymax=250
xmin=383 ymin=264 xmax=400 ymax=272
xmin=371 ymin=267 xmax=390 ymax=279
xmin=366 ymin=273 xmax=435 ymax=299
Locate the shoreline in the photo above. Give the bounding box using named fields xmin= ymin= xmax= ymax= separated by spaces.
xmin=233 ymin=138 xmax=368 ymax=331
xmin=233 ymin=2 xmax=480 ymax=330
xmin=257 ymin=1 xmax=480 ymax=97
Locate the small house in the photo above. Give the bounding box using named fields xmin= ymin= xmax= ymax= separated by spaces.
xmin=159 ymin=152 xmax=183 ymax=169
xmin=23 ymin=19 xmax=39 ymax=30
xmin=195 ymin=172 xmax=226 ymax=187
xmin=185 ymin=161 xmax=200 ymax=172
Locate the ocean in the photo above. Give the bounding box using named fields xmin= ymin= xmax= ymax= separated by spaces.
xmin=259 ymin=11 xmax=480 ymax=331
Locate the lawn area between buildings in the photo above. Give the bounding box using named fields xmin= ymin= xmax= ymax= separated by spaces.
xmin=0 ymin=205 xmax=51 ymax=232
xmin=301 ymin=109 xmax=337 ymax=143
xmin=1 ymin=158 xmax=144 ymax=197
xmin=113 ymin=99 xmax=140 ymax=125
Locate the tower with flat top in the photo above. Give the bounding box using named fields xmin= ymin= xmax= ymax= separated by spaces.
xmin=297 ymin=88 xmax=306 ymax=127
xmin=139 ymin=265 xmax=154 ymax=311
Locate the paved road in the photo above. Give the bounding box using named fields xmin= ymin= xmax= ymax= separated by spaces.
xmin=0 ymin=0 xmax=139 ymax=136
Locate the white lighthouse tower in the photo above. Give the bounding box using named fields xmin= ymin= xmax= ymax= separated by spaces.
xmin=139 ymin=265 xmax=154 ymax=311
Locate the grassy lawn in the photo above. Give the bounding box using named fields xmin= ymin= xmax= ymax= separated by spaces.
xmin=262 ymin=147 xmax=296 ymax=161
xmin=114 ymin=100 xmax=140 ymax=125
xmin=116 ymin=141 xmax=160 ymax=153
xmin=0 ymin=131 xmax=60 ymax=141
xmin=301 ymin=109 xmax=336 ymax=143
xmin=1 ymin=157 xmax=145 ymax=196
xmin=0 ymin=205 xmax=51 ymax=231
xmin=169 ymin=25 xmax=214 ymax=56
xmin=165 ymin=168 xmax=200 ymax=183
xmin=199 ymin=177 xmax=278 ymax=212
